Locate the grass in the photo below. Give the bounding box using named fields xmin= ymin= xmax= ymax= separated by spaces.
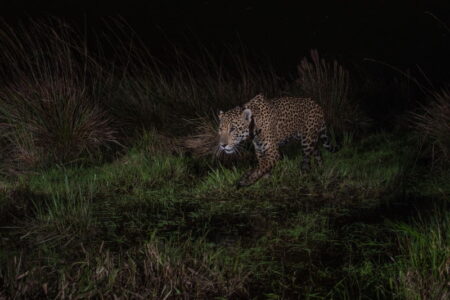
xmin=296 ymin=49 xmax=367 ymax=138
xmin=0 ymin=18 xmax=284 ymax=170
xmin=411 ymin=88 xmax=450 ymax=168
xmin=1 ymin=131 xmax=449 ymax=298
xmin=390 ymin=208 xmax=450 ymax=300
xmin=0 ymin=18 xmax=449 ymax=299
xmin=0 ymin=19 xmax=118 ymax=172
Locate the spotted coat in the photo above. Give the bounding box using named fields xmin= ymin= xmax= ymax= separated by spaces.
xmin=218 ymin=94 xmax=335 ymax=188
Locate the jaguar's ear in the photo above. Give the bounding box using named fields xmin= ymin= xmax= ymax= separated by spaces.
xmin=242 ymin=108 xmax=252 ymax=122
xmin=255 ymin=93 xmax=265 ymax=99
xmin=218 ymin=110 xmax=224 ymax=120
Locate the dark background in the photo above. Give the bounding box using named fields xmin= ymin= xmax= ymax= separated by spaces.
xmin=2 ymin=0 xmax=449 ymax=83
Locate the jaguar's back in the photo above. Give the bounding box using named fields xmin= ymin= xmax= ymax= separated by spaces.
xmin=268 ymin=97 xmax=326 ymax=145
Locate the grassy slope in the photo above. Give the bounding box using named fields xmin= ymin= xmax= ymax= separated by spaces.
xmin=0 ymin=132 xmax=449 ymax=299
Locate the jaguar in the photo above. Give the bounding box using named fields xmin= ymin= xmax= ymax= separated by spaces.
xmin=217 ymin=94 xmax=336 ymax=188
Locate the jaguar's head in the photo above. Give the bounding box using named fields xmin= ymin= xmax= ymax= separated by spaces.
xmin=217 ymin=106 xmax=253 ymax=155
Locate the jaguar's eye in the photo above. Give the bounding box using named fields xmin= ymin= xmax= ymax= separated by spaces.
xmin=230 ymin=126 xmax=235 ymax=133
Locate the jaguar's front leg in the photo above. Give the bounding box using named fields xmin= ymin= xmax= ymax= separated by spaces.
xmin=236 ymin=169 xmax=253 ymax=188
xmin=236 ymin=146 xmax=280 ymax=188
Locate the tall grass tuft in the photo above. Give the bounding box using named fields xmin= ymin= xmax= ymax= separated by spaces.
xmin=391 ymin=207 xmax=450 ymax=300
xmin=411 ymin=88 xmax=450 ymax=167
xmin=296 ymin=49 xmax=364 ymax=136
xmin=183 ymin=116 xmax=220 ymax=158
xmin=0 ymin=19 xmax=118 ymax=172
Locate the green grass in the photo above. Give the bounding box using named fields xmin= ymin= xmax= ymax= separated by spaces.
xmin=1 ymin=132 xmax=448 ymax=298
xmin=389 ymin=208 xmax=450 ymax=300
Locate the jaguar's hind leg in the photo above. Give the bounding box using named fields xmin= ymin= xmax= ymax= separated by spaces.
xmin=300 ymin=139 xmax=313 ymax=171
xmin=300 ymin=132 xmax=320 ymax=171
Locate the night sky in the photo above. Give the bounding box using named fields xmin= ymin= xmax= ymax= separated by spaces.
xmin=2 ymin=0 xmax=450 ymax=82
